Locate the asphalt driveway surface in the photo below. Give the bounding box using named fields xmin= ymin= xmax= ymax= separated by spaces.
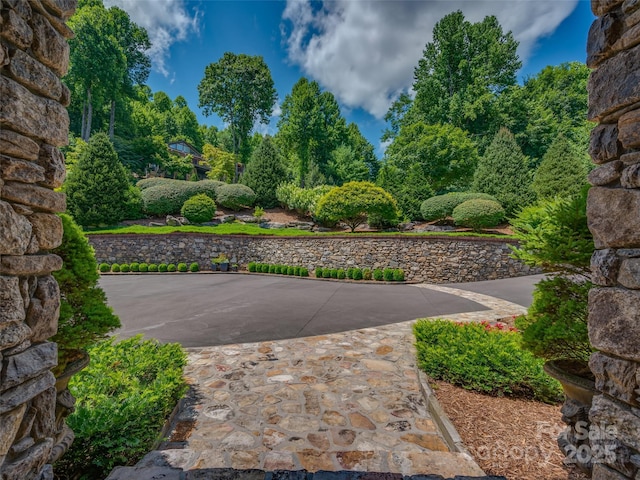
xmin=100 ymin=274 xmax=490 ymax=347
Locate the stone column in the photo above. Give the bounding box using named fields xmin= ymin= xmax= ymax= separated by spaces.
xmin=1 ymin=0 xmax=76 ymax=478
xmin=586 ymin=0 xmax=640 ymax=479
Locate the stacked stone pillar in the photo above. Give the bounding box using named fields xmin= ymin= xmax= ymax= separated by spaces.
xmin=586 ymin=0 xmax=640 ymax=479
xmin=1 ymin=0 xmax=75 ymax=478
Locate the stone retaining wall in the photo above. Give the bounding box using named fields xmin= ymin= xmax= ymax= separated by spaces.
xmin=88 ymin=234 xmax=536 ymax=283
xmin=586 ymin=1 xmax=640 ymax=479
xmin=0 ymin=0 xmax=76 ymax=478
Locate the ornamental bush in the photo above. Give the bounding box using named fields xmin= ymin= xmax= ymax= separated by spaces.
xmin=383 ymin=268 xmax=394 ymax=281
xmin=363 ymin=268 xmax=372 ymax=280
xmin=420 ymin=192 xmax=498 ymax=222
xmin=248 ymin=262 xmax=257 ymax=272
xmin=315 ymin=267 xmax=324 ymax=278
xmin=215 ymin=184 xmax=257 ymax=211
xmin=167 ymin=264 xmax=177 ymax=272
xmin=269 ymin=264 xmax=277 ymax=274
xmin=393 ymin=269 xmax=405 ymax=281
xmin=158 ymin=264 xmax=168 ymax=272
xmin=322 ymin=268 xmax=332 ymax=279
xmin=287 ymin=266 xmax=295 ymax=275
xmin=294 ymin=267 xmax=300 ymax=276
xmin=352 ymin=268 xmax=363 ymax=280
xmin=337 ymin=269 xmax=346 ymax=279
xmin=139 ymin=263 xmax=148 ymax=272
xmin=120 ymin=264 xmax=130 ymax=273
xmin=261 ymin=264 xmax=269 ymax=273
xmin=111 ymin=264 xmax=120 ymax=273
xmin=373 ymin=269 xmax=383 ymax=281
xmin=452 ymin=199 xmax=505 ymax=230
xmin=329 ymin=269 xmax=337 ymax=279
xmin=181 ymin=194 xmax=217 ymax=224
xmin=300 ymin=268 xmax=309 ymax=277
xmin=346 ymin=268 xmax=354 ymax=279
xmin=141 ymin=179 xmax=222 ymax=216
xmin=240 ymin=136 xmax=287 ymax=208
xmin=99 ymin=263 xmax=110 ymax=273
xmin=189 ymin=262 xmax=199 ymax=272
xmin=147 ymin=264 xmax=157 ymax=272
xmin=276 ymin=183 xmax=333 ymax=216
xmin=177 ymin=263 xmax=188 ymax=272
xmin=129 ymin=262 xmax=139 ymax=272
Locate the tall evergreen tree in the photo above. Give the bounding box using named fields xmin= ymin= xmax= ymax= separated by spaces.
xmin=64 ymin=133 xmax=131 ymax=226
xmin=472 ymin=128 xmax=535 ymax=217
xmin=240 ymin=136 xmax=287 ymax=208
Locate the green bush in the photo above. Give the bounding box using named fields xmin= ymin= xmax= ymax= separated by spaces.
xmin=413 ymin=320 xmax=562 ymax=403
xmin=136 ymin=177 xmax=176 ymax=190
xmin=330 ymin=268 xmax=338 ymax=279
xmin=141 ymin=179 xmax=222 ymax=216
xmin=420 ymin=192 xmax=498 ymax=222
xmin=337 ymin=269 xmax=346 ymax=279
xmin=269 ymin=264 xmax=277 ymax=274
xmin=215 ymin=183 xmax=257 ymax=211
xmin=57 ymin=336 xmax=187 ymax=479
xmin=452 ymin=199 xmax=505 ymax=230
xmin=352 ymin=268 xmax=363 ymax=280
xmin=363 ymin=268 xmax=372 ymax=280
xmin=240 ymin=136 xmax=286 ymax=209
xmin=248 ymin=262 xmax=257 ymax=272
xmin=148 ymin=264 xmax=158 ymax=272
xmin=276 ymin=183 xmax=333 ymax=216
xmin=158 ymin=264 xmax=168 ymax=272
xmin=287 ymin=266 xmax=295 ymax=275
xmin=129 ymin=262 xmax=139 ymax=272
xmin=120 ymin=264 xmax=130 ymax=273
xmin=294 ymin=267 xmax=300 ymax=276
xmin=111 ymin=263 xmax=120 ymax=273
xmin=167 ymin=264 xmax=176 ymax=272
xmin=393 ymin=269 xmax=405 ymax=282
xmin=346 ymin=268 xmax=354 ymax=279
xmin=189 ymin=262 xmax=199 ymax=272
xmin=315 ymin=267 xmax=324 ymax=278
xmin=322 ymin=268 xmax=332 ymax=278
xmin=181 ymin=193 xmax=217 ymax=224
xmin=383 ymin=268 xmax=394 ymax=281
xmin=373 ymin=269 xmax=383 ymax=281
xmin=177 ymin=263 xmax=188 ymax=272
xmin=138 ymin=263 xmax=148 ymax=272
xmin=261 ymin=264 xmax=269 ymax=273
xmin=99 ymin=263 xmax=110 ymax=273
xmin=300 ymin=268 xmax=309 ymax=277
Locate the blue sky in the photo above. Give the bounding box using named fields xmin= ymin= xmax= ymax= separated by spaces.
xmin=104 ymin=0 xmax=595 ymax=156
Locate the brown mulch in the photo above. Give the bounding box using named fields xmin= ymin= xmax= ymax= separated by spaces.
xmin=431 ymin=380 xmax=589 ymax=480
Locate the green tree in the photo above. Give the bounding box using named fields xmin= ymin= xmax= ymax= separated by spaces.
xmin=376 ymin=162 xmax=434 ymax=221
xmin=198 ymin=52 xmax=276 ymax=162
xmin=241 ymin=136 xmax=287 ymax=208
xmin=532 ymin=133 xmax=590 ymax=200
xmin=346 ymin=123 xmax=379 ymax=179
xmin=316 ymin=182 xmax=399 ymax=232
xmin=64 ymin=133 xmax=131 ymax=226
xmin=472 ymin=128 xmax=536 ymax=216
xmin=328 ymin=145 xmax=370 ymax=184
xmin=203 ymin=144 xmax=236 ymax=182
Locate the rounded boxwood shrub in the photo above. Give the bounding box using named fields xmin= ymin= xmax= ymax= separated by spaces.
xmin=363 ymin=268 xmax=372 ymax=281
xmin=189 ymin=262 xmax=199 ymax=272
xmin=330 ymin=268 xmax=338 ymax=279
xmin=99 ymin=263 xmax=110 ymax=273
xmin=148 ymin=264 xmax=158 ymax=272
xmin=315 ymin=267 xmax=324 ymax=278
xmin=352 ymin=268 xmax=363 ymax=280
xmin=138 ymin=263 xmax=148 ymax=272
xmin=248 ymin=262 xmax=257 ymax=272
xmin=167 ymin=264 xmax=176 ymax=272
xmin=373 ymin=269 xmax=383 ymax=281
xmin=337 ymin=269 xmax=346 ymax=279
xmin=287 ymin=266 xmax=295 ymax=275
xmin=269 ymin=264 xmax=277 ymax=274
xmin=393 ymin=269 xmax=405 ymax=282
xmin=215 ymin=184 xmax=257 ymax=211
xmin=129 ymin=262 xmax=139 ymax=272
xmin=346 ymin=268 xmax=354 ymax=279
xmin=111 ymin=263 xmax=120 ymax=273
xmin=120 ymin=264 xmax=130 ymax=273
xmin=140 ymin=179 xmax=222 ymax=216
xmin=158 ymin=264 xmax=168 ymax=272
xmin=383 ymin=268 xmax=394 ymax=281
xmin=180 ymin=194 xmax=216 ymax=224
xmin=294 ymin=267 xmax=300 ymax=276
xmin=300 ymin=268 xmax=309 ymax=277
xmin=420 ymin=192 xmax=499 ymax=222
xmin=322 ymin=268 xmax=331 ymax=279
xmin=452 ymin=199 xmax=505 ymax=230
xmin=177 ymin=263 xmax=188 ymax=272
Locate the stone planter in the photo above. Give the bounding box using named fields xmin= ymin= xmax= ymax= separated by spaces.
xmin=544 ymin=359 xmax=597 ymax=475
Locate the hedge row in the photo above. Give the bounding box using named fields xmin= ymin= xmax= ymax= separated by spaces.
xmin=100 ymin=262 xmax=199 ymax=273
xmin=247 ymin=262 xmax=309 ymax=277
xmin=315 ymin=267 xmax=405 ymax=282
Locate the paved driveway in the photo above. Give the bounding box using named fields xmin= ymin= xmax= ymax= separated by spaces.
xmin=100 ymin=274 xmax=496 ymax=347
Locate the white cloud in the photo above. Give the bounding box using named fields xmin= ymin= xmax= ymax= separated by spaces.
xmin=103 ymin=0 xmax=200 ymax=76
xmin=282 ymin=0 xmax=578 ymax=118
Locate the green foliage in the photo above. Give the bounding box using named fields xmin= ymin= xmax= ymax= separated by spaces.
xmin=140 ymin=179 xmax=222 ymax=216
xmin=294 ymin=267 xmax=300 ymax=276
xmin=138 ymin=263 xmax=148 ymax=272
xmin=375 ymin=159 xmax=434 ymax=221
xmin=57 ymin=336 xmax=187 ymax=478
xmin=177 ymin=263 xmax=187 ymax=272
xmin=337 ymin=269 xmax=346 ymax=279
xmin=137 ymin=177 xmax=175 ymax=190
xmin=158 ymin=263 xmax=168 ymax=272
xmin=261 ymin=264 xmax=269 ymax=273
xmin=300 ymin=267 xmax=309 ymax=277
xmin=346 ymin=267 xmax=354 ymax=279
xmin=64 ymin=133 xmax=131 ymax=226
xmin=322 ymin=268 xmax=332 ymax=278
xmin=189 ymin=262 xmax=199 ymax=272
xmin=373 ymin=269 xmax=383 ymax=281
xmin=276 ymin=183 xmax=333 ymax=216
xmin=111 ymin=263 xmax=120 ymax=273
xmin=352 ymin=268 xmax=363 ymax=281
xmin=315 ymin=267 xmax=324 ymax=278
xmin=329 ymin=268 xmax=338 ymax=279
xmin=123 ymin=186 xmax=144 ymax=220
xmin=413 ymin=320 xmax=561 ymax=403
xmin=316 ymin=181 xmax=399 ymax=232
xmin=328 ymin=145 xmax=370 ymax=184
xmin=203 ymin=144 xmax=237 ymax=182
xmin=452 ymin=199 xmax=505 ymax=230
xmin=215 ymin=184 xmax=257 ymax=211
xmin=269 ymin=264 xmax=277 ymax=274
xmin=241 ymin=136 xmax=287 ymax=208
xmin=516 ymin=276 xmax=592 ymax=363
xmin=167 ymin=264 xmax=176 ymax=272
xmin=253 ymin=206 xmax=265 ymax=219
xmin=363 ymin=268 xmax=372 ymax=280
xmin=532 ymin=134 xmax=590 ymax=200
xmin=393 ymin=269 xmax=405 ymax=281
xmin=99 ymin=263 xmax=110 ymax=272
xmin=248 ymin=262 xmax=257 ymax=272
xmin=181 ymin=193 xmax=216 ymax=224
xmin=420 ymin=192 xmax=498 ymax=221
xmin=287 ymin=266 xmax=295 ymax=275
xmin=148 ymin=263 xmax=158 ymax=272
xmin=52 ymin=214 xmax=121 ymax=373
xmin=120 ymin=263 xmax=130 ymax=272
xmin=383 ymin=268 xmax=394 ymax=281
xmin=129 ymin=262 xmax=139 ymax=272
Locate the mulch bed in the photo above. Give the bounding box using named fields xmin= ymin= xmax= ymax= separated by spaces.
xmin=431 ymin=380 xmax=589 ymax=480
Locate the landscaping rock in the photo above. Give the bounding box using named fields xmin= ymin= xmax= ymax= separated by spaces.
xmin=166 ymin=215 xmax=183 ymax=226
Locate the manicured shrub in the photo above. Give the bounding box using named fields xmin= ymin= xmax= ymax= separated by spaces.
xmin=420 ymin=192 xmax=499 ymax=222
xmin=158 ymin=264 xmax=168 ymax=272
xmin=180 ymin=193 xmax=217 ymax=224
xmin=393 ymin=269 xmax=405 ymax=282
xmin=413 ymin=320 xmax=562 ymax=403
xmin=258 ymin=264 xmax=267 ymax=273
xmin=189 ymin=262 xmax=199 ymax=272
xmin=129 ymin=262 xmax=139 ymax=272
xmin=99 ymin=263 xmax=110 ymax=273
xmin=167 ymin=264 xmax=176 ymax=272
xmin=136 ymin=177 xmax=176 ymax=190
xmin=373 ymin=269 xmax=383 ymax=281
xmin=363 ymin=268 xmax=372 ymax=280
xmin=248 ymin=262 xmax=257 ymax=272
xmin=139 ymin=263 xmax=149 ymax=272
xmin=215 ymin=183 xmax=257 ymax=211
xmin=315 ymin=267 xmax=324 ymax=278
xmin=287 ymin=266 xmax=295 ymax=275
xmin=120 ymin=264 xmax=130 ymax=273
xmin=276 ymin=183 xmax=333 ymax=216
xmin=59 ymin=336 xmax=187 ymax=479
xmin=322 ymin=268 xmax=332 ymax=278
xmin=330 ymin=268 xmax=338 ymax=279
xmin=140 ymin=179 xmax=222 ymax=216
xmin=294 ymin=267 xmax=300 ymax=276
xmin=269 ymin=264 xmax=277 ymax=274
xmin=240 ymin=136 xmax=287 ymax=209
xmin=383 ymin=268 xmax=394 ymax=281
xmin=337 ymin=269 xmax=346 ymax=279
xmin=346 ymin=267 xmax=354 ymax=279
xmin=111 ymin=263 xmax=120 ymax=273
xmin=452 ymin=199 xmax=505 ymax=230
xmin=148 ymin=264 xmax=158 ymax=272
xmin=177 ymin=263 xmax=188 ymax=272
xmin=300 ymin=268 xmax=309 ymax=277
xmin=352 ymin=268 xmax=363 ymax=280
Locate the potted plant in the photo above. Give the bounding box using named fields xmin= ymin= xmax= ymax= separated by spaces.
xmin=212 ymin=253 xmax=229 ymax=272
